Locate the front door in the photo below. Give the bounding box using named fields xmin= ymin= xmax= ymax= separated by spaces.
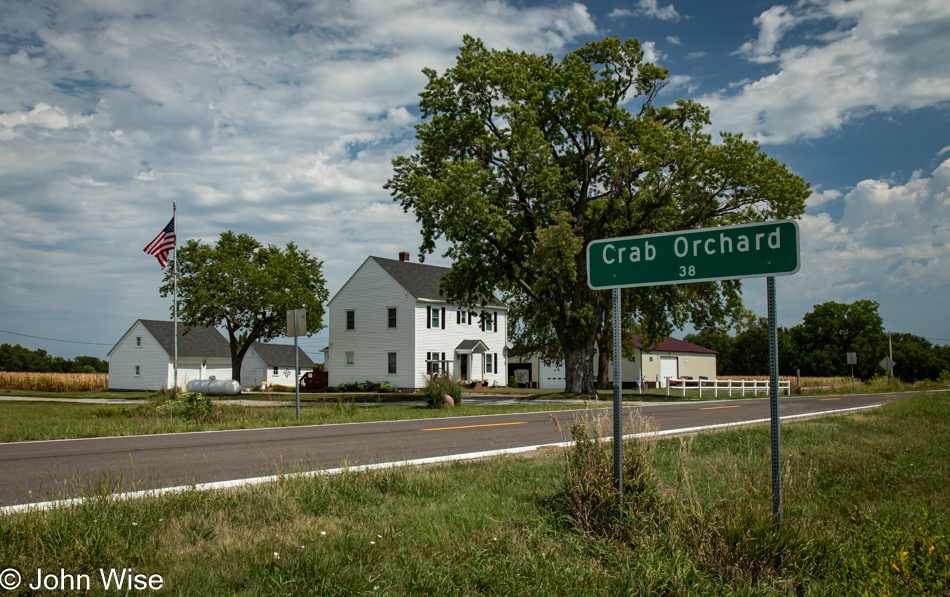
xmin=460 ymin=354 xmax=468 ymax=381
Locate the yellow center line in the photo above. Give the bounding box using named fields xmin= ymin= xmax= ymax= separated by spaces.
xmin=820 ymin=397 xmax=840 ymax=401
xmin=700 ymin=405 xmax=741 ymax=410
xmin=421 ymin=422 xmax=529 ymax=431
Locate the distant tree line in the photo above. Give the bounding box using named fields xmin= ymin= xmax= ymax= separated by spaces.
xmin=0 ymin=343 xmax=108 ymax=374
xmin=684 ymin=300 xmax=950 ymax=381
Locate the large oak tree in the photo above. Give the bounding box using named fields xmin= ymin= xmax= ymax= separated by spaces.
xmin=160 ymin=231 xmax=328 ymax=383
xmin=386 ymin=36 xmax=809 ymax=393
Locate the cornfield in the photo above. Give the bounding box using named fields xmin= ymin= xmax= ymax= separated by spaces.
xmin=0 ymin=372 xmax=109 ymax=392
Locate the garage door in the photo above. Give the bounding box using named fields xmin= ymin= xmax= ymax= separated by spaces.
xmin=538 ymin=361 xmax=566 ymax=390
xmin=660 ymin=356 xmax=678 ymax=387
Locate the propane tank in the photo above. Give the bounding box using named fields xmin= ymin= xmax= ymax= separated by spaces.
xmin=186 ymin=377 xmax=241 ymax=396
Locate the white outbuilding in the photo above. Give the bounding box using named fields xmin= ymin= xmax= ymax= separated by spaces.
xmin=108 ymin=319 xmax=231 ymax=391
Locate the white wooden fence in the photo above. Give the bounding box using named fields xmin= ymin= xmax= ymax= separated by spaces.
xmin=652 ymin=378 xmax=792 ymax=397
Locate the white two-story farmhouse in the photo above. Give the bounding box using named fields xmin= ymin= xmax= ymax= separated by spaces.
xmin=326 ymin=253 xmax=507 ymax=389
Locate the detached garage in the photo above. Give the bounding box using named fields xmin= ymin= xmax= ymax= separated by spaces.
xmin=611 ymin=336 xmax=718 ymax=388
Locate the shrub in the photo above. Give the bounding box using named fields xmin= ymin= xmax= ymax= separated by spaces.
xmin=508 ymin=375 xmax=518 ymax=388
xmin=422 ymin=373 xmax=464 ymax=408
xmin=148 ymin=391 xmax=219 ymax=423
xmin=938 ymin=369 xmax=950 ymax=383
xmin=336 ymin=381 xmax=394 ymax=393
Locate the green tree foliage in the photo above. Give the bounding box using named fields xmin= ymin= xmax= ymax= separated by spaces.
xmin=0 ymin=343 xmax=108 ymax=373
xmin=386 ymin=36 xmax=810 ymax=392
xmin=160 ymin=231 xmax=328 ymax=383
xmin=790 ymin=300 xmax=884 ymax=377
xmin=688 ymin=300 xmax=950 ymax=380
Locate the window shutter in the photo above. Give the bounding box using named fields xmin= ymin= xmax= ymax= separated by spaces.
xmin=441 ymin=307 xmax=445 ymax=329
xmin=457 ymin=310 xmax=461 ymax=324
xmin=427 ymin=306 xmax=431 ymax=329
xmin=494 ymin=312 xmax=498 ymax=332
xmin=469 ymin=312 xmax=473 ymax=326
xmin=441 ymin=352 xmax=446 ymax=372
xmin=494 ymin=353 xmax=498 ymax=374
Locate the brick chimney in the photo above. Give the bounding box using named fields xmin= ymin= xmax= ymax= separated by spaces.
xmin=398 ymin=251 xmax=410 ymax=262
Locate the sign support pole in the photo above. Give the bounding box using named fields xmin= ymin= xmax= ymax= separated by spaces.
xmin=767 ymin=276 xmax=782 ymax=566
xmin=294 ymin=317 xmax=300 ymax=420
xmin=612 ymin=287 xmax=623 ymax=496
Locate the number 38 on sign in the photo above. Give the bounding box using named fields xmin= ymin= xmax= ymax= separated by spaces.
xmin=587 ymin=220 xmax=800 ymax=290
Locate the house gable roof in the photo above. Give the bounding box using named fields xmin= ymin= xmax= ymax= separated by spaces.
xmin=251 ymin=343 xmax=314 ymax=368
xmin=112 ymin=320 xmax=231 ymax=358
xmin=631 ymin=335 xmax=718 ymax=354
xmin=369 ymin=256 xmax=505 ymax=308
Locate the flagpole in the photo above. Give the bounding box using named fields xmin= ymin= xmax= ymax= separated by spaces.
xmin=173 ymin=201 xmax=179 ymax=393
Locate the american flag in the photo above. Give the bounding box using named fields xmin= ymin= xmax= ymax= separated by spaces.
xmin=143 ymin=217 xmax=176 ymax=268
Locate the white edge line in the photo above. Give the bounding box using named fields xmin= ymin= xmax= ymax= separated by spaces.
xmin=0 ymin=404 xmax=880 ymax=515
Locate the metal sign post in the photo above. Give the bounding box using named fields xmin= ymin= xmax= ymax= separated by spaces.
xmin=846 ymin=352 xmax=857 ymax=393
xmin=767 ymin=277 xmax=782 ymax=542
xmin=286 ymin=309 xmax=307 ymax=420
xmin=612 ymin=287 xmax=623 ymax=495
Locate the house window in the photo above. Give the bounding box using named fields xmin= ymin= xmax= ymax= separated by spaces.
xmin=486 ymin=353 xmax=493 ymax=373
xmin=388 ymin=307 xmax=397 ymax=328
xmin=134 ymin=365 xmax=141 ymax=376
xmin=345 ymin=352 xmax=354 ymax=366
xmin=426 ymin=351 xmax=446 ymax=375
xmin=135 ymin=336 xmax=142 ymax=347
xmin=346 ymin=310 xmax=355 ymax=330
xmin=273 ymin=366 xmax=279 ymax=375
xmin=431 ymin=308 xmax=440 ymax=328
xmin=388 ymin=352 xmax=397 ymax=375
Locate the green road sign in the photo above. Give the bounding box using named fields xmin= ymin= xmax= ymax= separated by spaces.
xmin=587 ymin=220 xmax=800 ymax=290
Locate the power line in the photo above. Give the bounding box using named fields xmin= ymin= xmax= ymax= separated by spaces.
xmin=0 ymin=328 xmax=113 ymax=346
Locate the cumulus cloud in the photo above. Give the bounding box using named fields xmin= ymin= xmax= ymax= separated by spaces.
xmin=0 ymin=0 xmax=596 ymax=353
xmin=734 ymin=5 xmax=802 ymax=64
xmin=702 ymin=0 xmax=950 ymax=143
xmin=609 ymin=1 xmax=680 ymax=21
xmin=797 ymin=157 xmax=950 ymax=304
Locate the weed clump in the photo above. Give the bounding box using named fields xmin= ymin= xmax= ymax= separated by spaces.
xmin=557 ymin=413 xmax=664 ymax=539
xmin=422 ymin=373 xmax=463 ymax=408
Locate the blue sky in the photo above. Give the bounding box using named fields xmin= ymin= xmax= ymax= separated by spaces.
xmin=1 ymin=0 xmax=948 ymax=362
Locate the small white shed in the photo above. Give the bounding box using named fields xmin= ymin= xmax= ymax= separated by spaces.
xmin=240 ymin=342 xmax=315 ymax=388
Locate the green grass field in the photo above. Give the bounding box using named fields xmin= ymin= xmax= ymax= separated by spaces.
xmin=1 ymin=393 xmax=947 ymax=595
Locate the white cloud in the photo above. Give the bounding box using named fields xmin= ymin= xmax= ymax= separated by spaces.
xmin=666 ymin=35 xmax=682 ymax=46
xmin=0 ymin=0 xmax=596 ymax=356
xmin=734 ymin=5 xmax=802 ymax=64
xmin=806 ymin=188 xmax=842 ymax=208
xmin=609 ymin=1 xmax=680 ymax=21
xmin=797 ymin=158 xmax=950 ymax=304
xmin=702 ymin=0 xmax=950 ymax=143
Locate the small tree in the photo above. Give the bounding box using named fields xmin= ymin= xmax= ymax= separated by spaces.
xmin=160 ymin=231 xmax=328 ymax=383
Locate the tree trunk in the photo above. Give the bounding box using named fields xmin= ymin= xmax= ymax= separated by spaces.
xmin=596 ymin=333 xmax=611 ymax=391
xmin=562 ymin=336 xmax=597 ymax=395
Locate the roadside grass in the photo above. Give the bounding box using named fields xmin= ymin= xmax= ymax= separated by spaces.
xmin=2 ymin=394 xmax=947 ymax=595
xmin=0 ymin=399 xmax=591 ymax=443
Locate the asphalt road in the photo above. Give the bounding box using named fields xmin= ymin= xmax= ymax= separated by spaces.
xmin=0 ymin=391 xmax=915 ymax=507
